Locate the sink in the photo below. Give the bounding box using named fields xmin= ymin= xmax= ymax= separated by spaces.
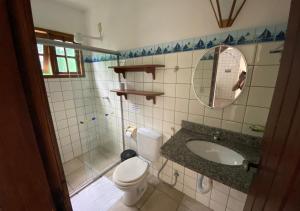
xmin=186 ymin=140 xmax=244 ymax=165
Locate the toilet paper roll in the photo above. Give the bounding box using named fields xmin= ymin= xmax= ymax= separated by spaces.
xmin=125 ymin=131 xmax=132 ymax=138
xmin=125 ymin=126 xmax=137 ymax=139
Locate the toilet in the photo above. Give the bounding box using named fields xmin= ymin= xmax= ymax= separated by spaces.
xmin=113 ymin=128 xmax=162 ymax=206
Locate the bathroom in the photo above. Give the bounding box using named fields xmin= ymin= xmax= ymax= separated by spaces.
xmin=1 ymin=0 xmax=300 ymax=210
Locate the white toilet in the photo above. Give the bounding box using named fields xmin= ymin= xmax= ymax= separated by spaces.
xmin=113 ymin=128 xmax=162 ymax=206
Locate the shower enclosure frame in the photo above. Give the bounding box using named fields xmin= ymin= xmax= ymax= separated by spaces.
xmin=36 ymin=38 xmax=127 ymax=195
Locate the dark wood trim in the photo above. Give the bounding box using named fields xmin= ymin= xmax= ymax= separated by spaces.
xmin=0 ymin=0 xmax=56 ymax=210
xmin=5 ymin=0 xmax=72 ymax=210
xmin=244 ymin=0 xmax=300 ymax=210
xmin=110 ymin=64 xmax=165 ymax=80
xmin=110 ymin=89 xmax=164 ymax=104
xmin=36 ymin=27 xmax=85 ymax=78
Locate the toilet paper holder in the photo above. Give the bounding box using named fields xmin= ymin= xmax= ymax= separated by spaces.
xmin=125 ymin=126 xmax=137 ymax=139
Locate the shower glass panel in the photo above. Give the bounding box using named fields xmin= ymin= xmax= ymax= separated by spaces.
xmin=42 ymin=48 xmax=123 ymax=195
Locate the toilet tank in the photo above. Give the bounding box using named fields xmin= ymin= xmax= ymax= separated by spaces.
xmin=137 ymin=128 xmax=162 ymax=162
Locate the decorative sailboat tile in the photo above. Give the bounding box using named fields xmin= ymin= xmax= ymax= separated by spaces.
xmin=154 ymin=44 xmax=163 ymax=54
xmin=274 ymin=24 xmax=287 ymax=41
xmin=255 ymin=26 xmax=275 ymax=42
xmin=182 ymin=38 xmax=194 ymax=51
xmin=220 ymin=32 xmax=237 ymax=45
xmin=193 ymin=37 xmax=206 ymax=50
xmin=83 ymin=23 xmax=287 ymax=63
xmin=206 ymin=35 xmax=220 ymax=48
xmin=236 ymin=29 xmax=255 ymax=44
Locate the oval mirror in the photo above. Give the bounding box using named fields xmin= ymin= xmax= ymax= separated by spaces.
xmin=192 ymin=44 xmax=247 ymax=109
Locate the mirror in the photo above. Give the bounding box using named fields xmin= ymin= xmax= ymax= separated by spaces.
xmin=192 ymin=44 xmax=247 ymax=109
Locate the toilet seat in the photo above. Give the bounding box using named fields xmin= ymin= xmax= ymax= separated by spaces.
xmin=113 ymin=157 xmax=148 ymax=186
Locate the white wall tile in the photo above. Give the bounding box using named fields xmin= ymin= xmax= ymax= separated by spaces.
xmin=164 ymin=69 xmax=177 ymax=83
xmin=244 ymin=106 xmax=269 ymax=125
xmin=221 ymin=120 xmax=242 ymax=132
xmin=178 ymin=51 xmax=193 ymax=68
xmin=247 ymin=87 xmax=274 ymax=107
xmin=211 ymin=188 xmax=229 ymax=205
xmin=177 ymin=68 xmax=192 ymax=84
xmin=164 ymin=84 xmax=176 ymax=97
xmin=175 ymin=98 xmax=189 ymax=113
xmin=176 ymin=84 xmax=190 ymax=98
xmin=189 ymin=100 xmax=204 ymax=115
xmin=251 ymin=65 xmax=279 ymax=87
xmin=165 ymin=53 xmax=178 ymax=69
xmin=223 ymin=105 xmax=246 ymax=123
xmin=204 ymin=117 xmax=221 ymax=128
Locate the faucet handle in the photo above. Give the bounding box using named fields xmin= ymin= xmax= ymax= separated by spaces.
xmin=213 ymin=131 xmax=221 ymax=140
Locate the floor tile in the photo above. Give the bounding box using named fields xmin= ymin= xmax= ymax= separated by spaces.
xmin=141 ymin=189 xmax=180 ymax=211
xmin=177 ymin=205 xmax=192 ymax=211
xmin=63 ymin=158 xmax=85 ymax=175
xmin=156 ymin=182 xmax=184 ymax=201
xmin=67 ymin=165 xmax=97 ymax=190
xmin=180 ymin=195 xmax=212 ymax=211
xmin=71 ymin=177 xmax=123 ymax=211
xmin=108 ymin=198 xmax=139 ymax=211
xmin=135 ymin=184 xmax=156 ymax=209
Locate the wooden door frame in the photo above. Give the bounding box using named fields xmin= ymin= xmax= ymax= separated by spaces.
xmin=244 ymin=0 xmax=300 ymax=210
xmin=4 ymin=0 xmax=72 ymax=210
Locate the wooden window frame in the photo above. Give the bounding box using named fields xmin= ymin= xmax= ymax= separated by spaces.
xmin=35 ymin=27 xmax=85 ymax=78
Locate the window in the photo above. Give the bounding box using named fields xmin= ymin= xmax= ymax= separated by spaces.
xmin=35 ymin=28 xmax=85 ymax=78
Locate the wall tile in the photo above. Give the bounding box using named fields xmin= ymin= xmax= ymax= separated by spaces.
xmin=244 ymin=106 xmax=269 ymax=125
xmin=211 ymin=188 xmax=229 ymax=205
xmin=176 ymin=84 xmax=190 ymax=98
xmin=165 ymin=53 xmax=178 ymax=69
xmin=176 ymin=68 xmax=192 ymax=84
xmin=204 ymin=117 xmax=221 ymax=128
xmin=164 ymin=69 xmax=177 ymax=83
xmin=247 ymin=87 xmax=274 ymax=108
xmin=223 ymin=105 xmax=246 ymax=123
xmin=255 ymin=41 xmax=283 ymax=65
xmin=178 ymin=51 xmax=193 ymax=68
xmin=221 ymin=120 xmax=242 ymax=133
xmin=251 ymin=65 xmax=279 ymax=87
xmin=164 ymin=84 xmax=176 ymax=97
xmin=175 ymin=98 xmax=189 ymax=113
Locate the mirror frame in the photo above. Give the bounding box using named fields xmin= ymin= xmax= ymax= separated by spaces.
xmin=192 ymin=44 xmax=248 ymax=109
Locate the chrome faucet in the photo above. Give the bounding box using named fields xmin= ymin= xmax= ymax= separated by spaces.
xmin=213 ymin=131 xmax=221 ymax=141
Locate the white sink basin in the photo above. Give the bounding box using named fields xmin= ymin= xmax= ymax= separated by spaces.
xmin=186 ymin=140 xmax=244 ymax=165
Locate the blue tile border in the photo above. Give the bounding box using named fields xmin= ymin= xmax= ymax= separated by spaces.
xmin=84 ymin=23 xmax=287 ymax=63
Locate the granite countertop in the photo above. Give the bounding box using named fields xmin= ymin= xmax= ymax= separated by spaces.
xmin=161 ymin=121 xmax=261 ymax=193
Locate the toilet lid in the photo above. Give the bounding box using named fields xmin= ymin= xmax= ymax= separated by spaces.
xmin=114 ymin=157 xmax=148 ymax=183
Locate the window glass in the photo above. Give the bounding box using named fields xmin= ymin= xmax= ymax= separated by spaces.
xmin=39 ymin=55 xmax=44 ymax=69
xmin=57 ymin=57 xmax=68 ymax=72
xmin=66 ymin=48 xmax=75 ymax=57
xmin=37 ymin=44 xmax=44 ymax=54
xmin=67 ymin=58 xmax=77 ymax=72
xmin=55 ymin=46 xmax=65 ymax=56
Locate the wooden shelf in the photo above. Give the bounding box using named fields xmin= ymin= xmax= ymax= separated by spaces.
xmin=110 ymin=89 xmax=164 ymax=104
xmin=109 ymin=64 xmax=165 ymax=80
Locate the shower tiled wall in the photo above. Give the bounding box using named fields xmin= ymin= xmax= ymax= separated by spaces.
xmin=44 ymin=58 xmax=123 ymax=162
xmin=119 ymin=41 xmax=282 ymax=211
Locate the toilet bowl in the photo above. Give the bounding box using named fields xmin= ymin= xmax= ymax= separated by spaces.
xmin=113 ymin=157 xmax=149 ymax=206
xmin=113 ymin=128 xmax=162 ymax=206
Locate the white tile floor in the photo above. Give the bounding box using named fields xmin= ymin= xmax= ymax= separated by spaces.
xmin=71 ymin=171 xmax=212 ymax=211
xmin=63 ymin=146 xmax=120 ymax=195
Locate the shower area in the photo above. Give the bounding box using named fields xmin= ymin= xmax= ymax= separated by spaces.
xmin=37 ymin=37 xmax=124 ymax=195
